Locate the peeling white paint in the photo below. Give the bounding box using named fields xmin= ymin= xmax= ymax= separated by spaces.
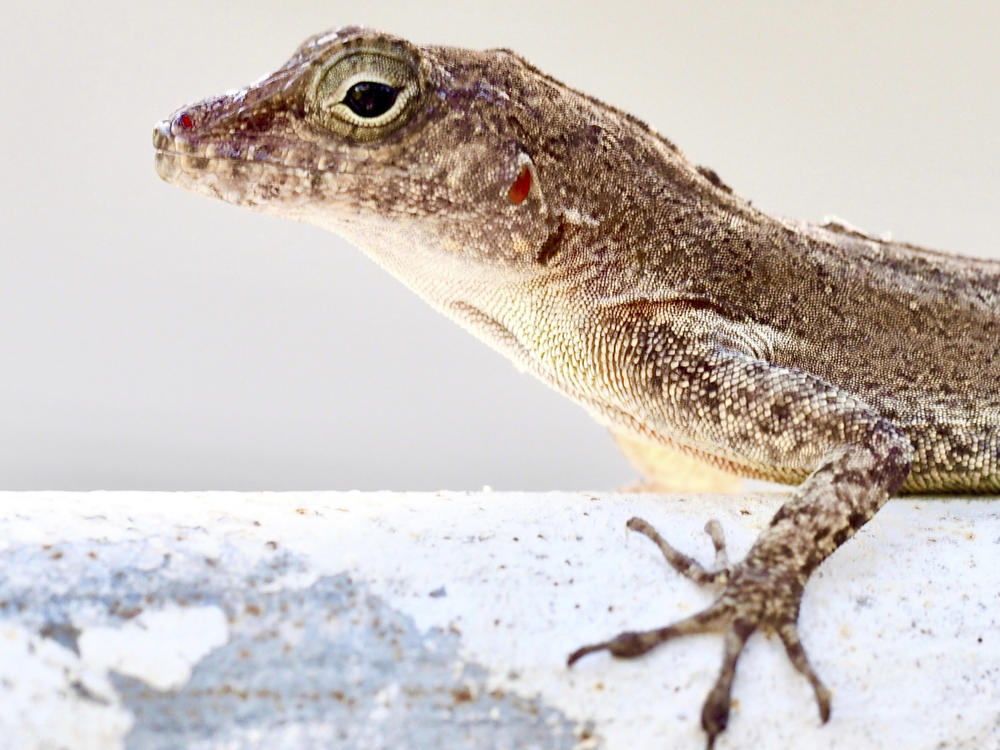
xmin=0 ymin=625 xmax=132 ymax=750
xmin=1 ymin=491 xmax=999 ymax=749
xmin=78 ymin=605 xmax=229 ymax=692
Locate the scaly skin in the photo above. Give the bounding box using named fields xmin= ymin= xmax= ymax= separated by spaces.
xmin=154 ymin=27 xmax=1000 ymax=748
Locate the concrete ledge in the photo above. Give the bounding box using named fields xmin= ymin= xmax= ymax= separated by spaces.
xmin=1 ymin=491 xmax=998 ymax=749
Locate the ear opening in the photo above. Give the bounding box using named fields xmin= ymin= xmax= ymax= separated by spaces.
xmin=506 ymin=153 xmax=546 ymax=213
xmin=508 ymin=165 xmax=532 ymax=204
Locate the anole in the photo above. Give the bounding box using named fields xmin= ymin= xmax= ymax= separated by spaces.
xmin=153 ymin=26 xmax=1000 ymax=748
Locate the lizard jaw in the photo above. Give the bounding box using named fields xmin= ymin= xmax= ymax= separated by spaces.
xmin=152 ymin=117 xmax=354 ymax=216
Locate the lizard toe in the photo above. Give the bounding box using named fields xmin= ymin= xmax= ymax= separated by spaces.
xmin=567 ymin=602 xmax=730 ymax=666
xmin=626 ymin=515 xmax=731 ymax=586
xmin=778 ymin=620 xmax=832 ymax=722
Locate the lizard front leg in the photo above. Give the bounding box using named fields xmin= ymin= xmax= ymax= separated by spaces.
xmin=569 ymin=324 xmax=914 ymax=748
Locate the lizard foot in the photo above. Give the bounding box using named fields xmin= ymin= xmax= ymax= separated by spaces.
xmin=567 ymin=516 xmax=831 ymax=749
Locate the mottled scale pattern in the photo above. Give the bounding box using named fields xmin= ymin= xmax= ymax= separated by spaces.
xmin=154 ymin=26 xmax=999 ymax=749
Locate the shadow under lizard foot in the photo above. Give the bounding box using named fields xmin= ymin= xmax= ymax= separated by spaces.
xmin=568 ymin=517 xmax=831 ymax=750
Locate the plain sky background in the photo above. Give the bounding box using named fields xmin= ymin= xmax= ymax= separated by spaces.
xmin=2 ymin=2 xmax=999 ymax=490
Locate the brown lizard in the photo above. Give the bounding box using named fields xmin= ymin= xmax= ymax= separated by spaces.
xmin=152 ymin=26 xmax=1000 ymax=748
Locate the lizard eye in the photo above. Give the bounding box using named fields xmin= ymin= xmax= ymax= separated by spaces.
xmin=308 ymin=49 xmax=420 ymax=141
xmin=343 ymin=82 xmax=399 ymax=118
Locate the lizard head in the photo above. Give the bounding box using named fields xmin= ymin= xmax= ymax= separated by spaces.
xmin=154 ymin=26 xmax=715 ymax=299
xmin=153 ymin=26 xmax=738 ymax=400
xmin=153 ymin=26 xmax=577 ymax=280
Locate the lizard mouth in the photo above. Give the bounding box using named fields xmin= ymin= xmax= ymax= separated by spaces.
xmin=153 ymin=119 xmax=293 ymax=176
xmin=151 ymin=116 xmax=375 ymax=216
xmin=152 ymin=118 xmax=362 ymax=184
xmin=153 ymin=119 xmax=218 ymax=180
xmin=152 ymin=118 xmax=316 ymax=209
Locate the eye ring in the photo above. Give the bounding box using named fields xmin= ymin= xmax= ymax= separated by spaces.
xmin=307 ymin=48 xmax=421 ymax=141
xmin=320 ymin=70 xmax=414 ymax=128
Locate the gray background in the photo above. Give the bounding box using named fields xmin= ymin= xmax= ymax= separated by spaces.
xmin=3 ymin=1 xmax=998 ymax=490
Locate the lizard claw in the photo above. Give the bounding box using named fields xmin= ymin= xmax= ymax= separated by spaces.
xmin=570 ymin=516 xmax=832 ymax=747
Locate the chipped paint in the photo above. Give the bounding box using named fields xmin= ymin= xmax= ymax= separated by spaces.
xmin=79 ymin=606 xmax=229 ymax=692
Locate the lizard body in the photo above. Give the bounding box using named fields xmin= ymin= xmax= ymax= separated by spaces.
xmin=154 ymin=27 xmax=999 ymax=747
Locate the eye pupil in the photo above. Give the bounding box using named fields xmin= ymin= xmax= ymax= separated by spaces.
xmin=344 ymin=82 xmax=399 ymax=118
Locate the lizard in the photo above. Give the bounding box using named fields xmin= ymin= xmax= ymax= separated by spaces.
xmin=152 ymin=26 xmax=1000 ymax=748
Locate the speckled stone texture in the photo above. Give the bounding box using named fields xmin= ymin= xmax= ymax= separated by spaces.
xmin=1 ymin=491 xmax=998 ymax=749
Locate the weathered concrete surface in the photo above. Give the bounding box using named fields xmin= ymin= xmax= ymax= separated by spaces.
xmin=0 ymin=491 xmax=998 ymax=750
